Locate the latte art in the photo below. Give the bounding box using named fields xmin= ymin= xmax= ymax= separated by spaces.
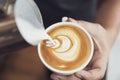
xmin=51 ymin=35 xmax=80 ymax=61
xmin=40 ymin=24 xmax=91 ymax=71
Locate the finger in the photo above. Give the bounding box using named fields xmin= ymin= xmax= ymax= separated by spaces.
xmin=67 ymin=17 xmax=91 ymax=26
xmin=51 ymin=73 xmax=67 ymax=80
xmin=67 ymin=17 xmax=78 ymax=23
xmin=67 ymin=75 xmax=82 ymax=80
xmin=67 ymin=17 xmax=101 ymax=30
xmin=67 ymin=17 xmax=94 ymax=30
xmin=75 ymin=68 xmax=104 ymax=80
xmin=75 ymin=70 xmax=92 ymax=80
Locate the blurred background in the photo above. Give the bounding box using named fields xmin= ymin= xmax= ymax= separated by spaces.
xmin=0 ymin=0 xmax=120 ymax=80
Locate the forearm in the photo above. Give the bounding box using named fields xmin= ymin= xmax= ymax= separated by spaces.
xmin=95 ymin=0 xmax=120 ymax=48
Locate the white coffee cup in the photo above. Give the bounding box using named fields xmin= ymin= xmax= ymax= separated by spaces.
xmin=38 ymin=22 xmax=94 ymax=75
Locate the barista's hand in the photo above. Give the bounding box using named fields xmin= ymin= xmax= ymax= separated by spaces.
xmin=51 ymin=18 xmax=110 ymax=80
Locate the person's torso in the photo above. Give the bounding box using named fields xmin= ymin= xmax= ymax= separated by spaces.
xmin=34 ymin=0 xmax=98 ymax=28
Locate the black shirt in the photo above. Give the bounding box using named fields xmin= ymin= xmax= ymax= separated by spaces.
xmin=34 ymin=0 xmax=98 ymax=28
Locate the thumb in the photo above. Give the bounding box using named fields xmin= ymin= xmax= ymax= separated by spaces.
xmin=75 ymin=68 xmax=103 ymax=80
xmin=51 ymin=74 xmax=67 ymax=80
xmin=67 ymin=17 xmax=78 ymax=23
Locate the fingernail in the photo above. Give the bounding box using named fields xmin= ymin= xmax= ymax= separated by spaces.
xmin=62 ymin=16 xmax=68 ymax=22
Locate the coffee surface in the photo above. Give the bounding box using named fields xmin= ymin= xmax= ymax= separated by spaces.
xmin=40 ymin=24 xmax=91 ymax=71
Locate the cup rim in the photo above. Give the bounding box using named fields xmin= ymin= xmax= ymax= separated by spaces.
xmin=37 ymin=22 xmax=94 ymax=75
